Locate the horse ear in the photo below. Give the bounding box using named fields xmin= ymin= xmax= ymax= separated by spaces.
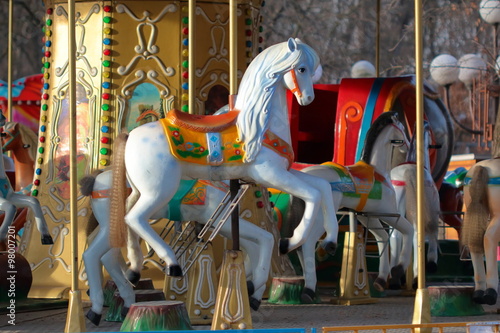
xmin=287 ymin=38 xmax=298 ymax=52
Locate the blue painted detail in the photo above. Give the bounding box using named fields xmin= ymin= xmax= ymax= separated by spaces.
xmin=0 ymin=178 xmax=10 ymax=197
xmin=464 ymin=176 xmax=500 ymax=186
xmin=355 ymin=77 xmax=385 ymax=162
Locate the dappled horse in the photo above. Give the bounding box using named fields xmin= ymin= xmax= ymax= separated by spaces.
xmin=0 ymin=116 xmax=53 ymax=249
xmin=390 ymin=121 xmax=440 ymax=289
xmin=286 ymin=112 xmax=414 ymax=302
xmin=462 ymin=158 xmax=500 ymax=305
xmin=81 ymin=169 xmax=274 ymax=325
xmin=109 ymin=39 xmax=338 ymax=284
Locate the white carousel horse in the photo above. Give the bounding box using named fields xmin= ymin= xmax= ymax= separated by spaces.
xmin=81 ymin=170 xmax=274 ymax=325
xmin=462 ymin=158 xmax=500 ymax=305
xmin=108 ymin=39 xmax=337 ymax=279
xmin=0 ymin=112 xmax=53 ymax=248
xmin=389 ymin=121 xmax=440 ymax=289
xmin=286 ymin=111 xmax=415 ymax=302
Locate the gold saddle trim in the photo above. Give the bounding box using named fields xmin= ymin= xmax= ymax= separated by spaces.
xmin=166 ymin=109 xmax=239 ymax=133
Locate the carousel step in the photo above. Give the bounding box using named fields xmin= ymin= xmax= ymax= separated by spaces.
xmin=429 ymin=285 xmax=485 ymax=316
xmin=120 ymin=300 xmax=192 ymax=332
xmin=103 ymin=278 xmax=155 ymax=307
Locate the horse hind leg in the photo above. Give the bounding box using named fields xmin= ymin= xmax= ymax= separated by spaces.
xmin=483 ymin=215 xmax=500 ymax=305
xmin=101 ymin=248 xmax=135 ymax=318
xmin=125 ymin=228 xmax=143 ymax=285
xmin=124 ymin=194 xmax=181 ymax=276
xmin=83 ymin=228 xmax=114 ymax=326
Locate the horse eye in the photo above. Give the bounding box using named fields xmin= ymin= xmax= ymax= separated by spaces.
xmin=297 ymin=67 xmax=306 ymax=74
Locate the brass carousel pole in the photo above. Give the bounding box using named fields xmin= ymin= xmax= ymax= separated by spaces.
xmin=412 ymin=0 xmax=431 ymax=331
xmin=7 ymin=0 xmax=13 ymax=121
xmin=212 ymin=0 xmax=252 ymax=329
xmin=64 ymin=0 xmax=86 ymax=331
xmin=188 ymin=0 xmax=196 ymax=114
xmin=375 ymin=0 xmax=380 ymax=77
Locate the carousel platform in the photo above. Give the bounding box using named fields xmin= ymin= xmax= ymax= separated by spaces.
xmin=2 ymin=283 xmax=500 ymax=333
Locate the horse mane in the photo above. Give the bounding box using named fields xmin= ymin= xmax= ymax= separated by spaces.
xmin=360 ymin=111 xmax=398 ymax=163
xmin=406 ymin=121 xmax=431 ymax=168
xmin=4 ymin=122 xmax=38 ymax=161
xmin=235 ymin=38 xmax=320 ymax=162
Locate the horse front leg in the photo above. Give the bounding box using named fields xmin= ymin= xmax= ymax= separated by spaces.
xmin=250 ymin=168 xmax=325 ymax=254
xmin=0 ymin=197 xmax=17 ymax=245
xmin=358 ymin=216 xmax=390 ymax=291
xmin=9 ymin=193 xmax=53 ymax=244
xmin=289 ymin=169 xmax=338 ymax=255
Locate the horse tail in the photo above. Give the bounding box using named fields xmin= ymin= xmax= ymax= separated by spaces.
xmin=78 ymin=169 xmax=105 ymax=237
xmin=78 ymin=169 xmax=103 ymax=196
xmin=109 ymin=132 xmax=129 ymax=248
xmin=462 ymin=165 xmax=490 ymax=254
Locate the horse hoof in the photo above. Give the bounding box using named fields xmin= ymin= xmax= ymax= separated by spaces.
xmin=249 ymin=296 xmax=261 ymax=311
xmin=279 ymin=238 xmax=289 ymax=255
xmin=300 ymin=288 xmax=316 ymax=304
xmin=85 ymin=309 xmax=102 ymax=326
xmin=390 ymin=265 xmax=405 ymax=281
xmin=373 ymin=278 xmax=386 ymax=292
xmin=412 ymin=277 xmax=418 ymax=290
xmin=426 ymin=261 xmax=438 ymax=274
xmin=321 ymin=241 xmax=337 ymax=256
xmin=166 ymin=265 xmax=183 ymax=277
xmin=41 ymin=235 xmax=54 ymax=245
xmin=483 ymin=288 xmax=497 ymax=305
xmin=126 ymin=269 xmax=141 ymax=286
xmin=388 ymin=265 xmax=404 ymax=290
xmin=86 ymin=289 xmax=90 ymax=296
xmin=247 ymin=281 xmax=255 ymax=297
xmin=472 ymin=290 xmax=485 ymax=304
xmin=121 ymin=306 xmax=130 ymax=319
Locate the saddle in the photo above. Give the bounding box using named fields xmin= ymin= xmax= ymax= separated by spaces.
xmin=160 ymin=109 xmax=294 ymax=168
xmin=322 ymin=160 xmax=382 ymax=211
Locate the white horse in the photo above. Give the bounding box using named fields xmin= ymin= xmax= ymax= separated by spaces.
xmin=462 ymin=158 xmax=500 ymax=305
xmin=389 ymin=121 xmax=440 ymax=289
xmin=285 ymin=112 xmax=414 ymax=302
xmin=108 ymin=39 xmax=338 ymax=278
xmin=0 ymin=111 xmax=53 ymax=247
xmin=81 ymin=170 xmax=274 ymax=325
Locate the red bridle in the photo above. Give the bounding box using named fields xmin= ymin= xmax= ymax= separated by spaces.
xmin=288 ymin=69 xmax=302 ymax=98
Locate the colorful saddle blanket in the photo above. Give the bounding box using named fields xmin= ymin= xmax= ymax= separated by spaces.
xmin=160 ymin=109 xmax=294 ymax=167
xmin=321 ymin=160 xmax=384 ymax=211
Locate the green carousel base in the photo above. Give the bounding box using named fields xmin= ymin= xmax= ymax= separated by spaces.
xmin=429 ymin=286 xmax=484 ymax=317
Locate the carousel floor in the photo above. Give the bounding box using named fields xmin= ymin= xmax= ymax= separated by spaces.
xmin=1 ymin=283 xmax=500 ymax=333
